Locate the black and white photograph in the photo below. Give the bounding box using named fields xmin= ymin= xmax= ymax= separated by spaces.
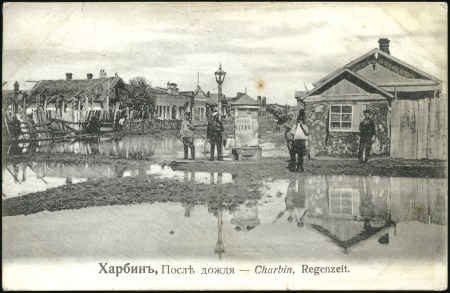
xmin=2 ymin=2 xmax=447 ymax=290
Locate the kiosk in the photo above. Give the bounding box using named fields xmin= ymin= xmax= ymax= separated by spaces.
xmin=230 ymin=94 xmax=262 ymax=161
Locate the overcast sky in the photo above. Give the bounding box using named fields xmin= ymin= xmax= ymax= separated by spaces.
xmin=3 ymin=2 xmax=447 ymax=105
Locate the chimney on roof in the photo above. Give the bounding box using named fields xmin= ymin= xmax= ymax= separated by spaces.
xmin=66 ymin=73 xmax=73 ymax=81
xmin=257 ymin=96 xmax=262 ymax=105
xmin=99 ymin=69 xmax=107 ymax=78
xmin=262 ymin=97 xmax=266 ymax=106
xmin=87 ymin=73 xmax=93 ymax=80
xmin=14 ymin=81 xmax=19 ymax=92
xmin=378 ymin=38 xmax=390 ymax=54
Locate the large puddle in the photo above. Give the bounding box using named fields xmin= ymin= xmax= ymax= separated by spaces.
xmin=2 ymin=161 xmax=447 ymax=260
xmin=4 ymin=135 xmax=280 ymax=160
xmin=2 ymin=162 xmax=234 ymax=198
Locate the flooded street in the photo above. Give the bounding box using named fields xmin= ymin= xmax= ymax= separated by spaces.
xmin=3 ymin=135 xmax=281 ymax=162
xmin=2 ymin=134 xmax=447 ymax=290
xmin=3 ymin=165 xmax=447 ymax=259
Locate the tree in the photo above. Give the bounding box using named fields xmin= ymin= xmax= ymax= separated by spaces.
xmin=127 ymin=77 xmax=156 ymax=115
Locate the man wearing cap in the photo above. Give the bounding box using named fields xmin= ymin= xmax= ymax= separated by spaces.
xmin=358 ymin=109 xmax=376 ymax=163
xmin=207 ymin=112 xmax=224 ymax=161
xmin=180 ymin=113 xmax=195 ymax=160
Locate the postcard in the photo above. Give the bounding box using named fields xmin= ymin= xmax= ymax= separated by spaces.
xmin=2 ymin=2 xmax=447 ymax=290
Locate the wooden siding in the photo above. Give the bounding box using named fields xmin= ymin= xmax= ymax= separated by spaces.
xmin=390 ymin=98 xmax=447 ymax=160
xmin=321 ymin=79 xmax=370 ymax=96
xmin=390 ymin=177 xmax=447 ymax=224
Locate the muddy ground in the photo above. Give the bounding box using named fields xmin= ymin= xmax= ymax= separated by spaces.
xmin=2 ymin=118 xmax=447 ymax=217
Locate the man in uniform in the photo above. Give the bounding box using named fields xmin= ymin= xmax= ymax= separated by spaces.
xmin=358 ymin=109 xmax=376 ymax=163
xmin=206 ymin=112 xmax=224 ymax=161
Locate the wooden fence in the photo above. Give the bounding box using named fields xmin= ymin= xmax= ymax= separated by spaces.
xmin=390 ymin=98 xmax=447 ymax=160
xmin=3 ymin=108 xmax=182 ymax=142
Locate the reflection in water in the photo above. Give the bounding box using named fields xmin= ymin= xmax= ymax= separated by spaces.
xmin=2 ymin=162 xmax=234 ymax=198
xmin=4 ymin=135 xmax=279 ymax=160
xmin=2 ymin=167 xmax=447 ymax=259
xmin=4 ymin=136 xmax=228 ymax=160
xmin=273 ymin=178 xmax=307 ymax=227
xmin=268 ymin=175 xmax=446 ymax=254
xmin=215 ymin=208 xmax=225 ymax=259
xmin=232 ymin=201 xmax=261 ymax=231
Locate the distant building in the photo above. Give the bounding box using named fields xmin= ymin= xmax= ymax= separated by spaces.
xmin=180 ymin=85 xmax=208 ymax=121
xmin=153 ymin=82 xmax=193 ymax=120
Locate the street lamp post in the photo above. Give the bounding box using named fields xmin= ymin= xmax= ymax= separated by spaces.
xmin=214 ymin=64 xmax=226 ymax=120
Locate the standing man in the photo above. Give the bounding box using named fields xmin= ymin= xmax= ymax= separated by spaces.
xmin=180 ymin=113 xmax=195 ymax=160
xmin=207 ymin=112 xmax=224 ymax=161
xmin=284 ymin=112 xmax=297 ymax=166
xmin=289 ymin=109 xmax=309 ymax=172
xmin=358 ymin=109 xmax=376 ymax=163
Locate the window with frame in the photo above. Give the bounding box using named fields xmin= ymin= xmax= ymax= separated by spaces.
xmin=329 ymin=188 xmax=354 ymax=216
xmin=329 ymin=105 xmax=353 ymax=131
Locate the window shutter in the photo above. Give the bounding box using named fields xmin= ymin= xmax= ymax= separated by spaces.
xmin=352 ymin=104 xmax=366 ymax=132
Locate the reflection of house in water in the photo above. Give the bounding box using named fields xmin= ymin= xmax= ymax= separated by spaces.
xmin=390 ymin=177 xmax=447 ymax=225
xmin=297 ymin=175 xmax=446 ymax=253
xmin=302 ymin=175 xmax=394 ymax=253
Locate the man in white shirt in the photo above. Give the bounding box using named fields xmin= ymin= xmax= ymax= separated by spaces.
xmin=289 ymin=109 xmax=309 ymax=172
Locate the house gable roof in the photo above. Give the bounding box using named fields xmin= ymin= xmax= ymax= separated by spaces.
xmin=180 ymin=85 xmax=207 ymax=99
xmin=304 ymin=69 xmax=394 ymax=101
xmin=313 ymin=48 xmax=441 ymax=88
xmin=313 ymin=49 xmax=379 ymax=86
xmin=229 ymin=93 xmax=259 ymax=106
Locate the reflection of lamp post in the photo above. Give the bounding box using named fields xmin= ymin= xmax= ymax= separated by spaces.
xmin=214 ymin=64 xmax=226 ymax=120
xmin=215 ymin=208 xmax=225 ymax=259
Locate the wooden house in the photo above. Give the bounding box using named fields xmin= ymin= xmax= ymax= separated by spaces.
xmin=27 ymin=71 xmax=132 ymax=113
xmin=301 ymin=38 xmax=445 ymax=159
